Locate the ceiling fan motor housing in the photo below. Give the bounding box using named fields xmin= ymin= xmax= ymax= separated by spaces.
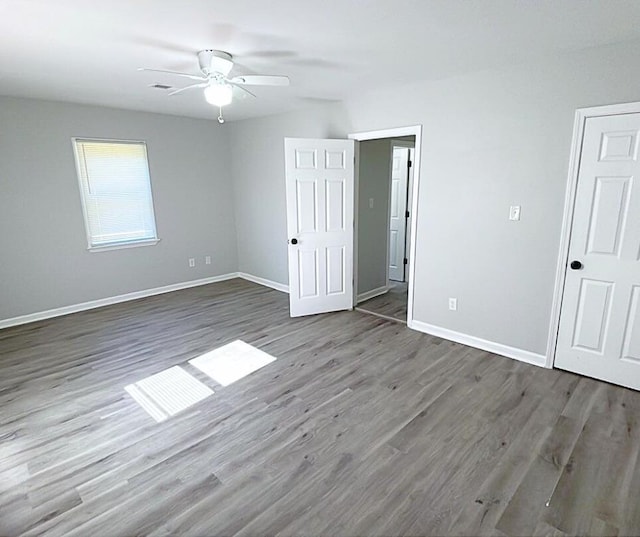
xmin=198 ymin=49 xmax=233 ymax=76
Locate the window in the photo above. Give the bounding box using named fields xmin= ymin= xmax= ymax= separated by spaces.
xmin=72 ymin=138 xmax=159 ymax=250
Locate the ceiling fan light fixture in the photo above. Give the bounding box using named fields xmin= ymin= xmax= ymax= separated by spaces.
xmin=140 ymin=49 xmax=290 ymax=120
xmin=204 ymin=84 xmax=233 ymax=107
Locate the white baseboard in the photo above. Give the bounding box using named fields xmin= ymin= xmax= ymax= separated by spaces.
xmin=409 ymin=320 xmax=548 ymax=368
xmin=357 ymin=285 xmax=389 ymax=304
xmin=237 ymin=272 xmax=289 ymax=294
xmin=0 ymin=273 xmax=239 ymax=330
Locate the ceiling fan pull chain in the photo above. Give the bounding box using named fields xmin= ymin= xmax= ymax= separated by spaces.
xmin=217 ymin=107 xmax=225 ymax=124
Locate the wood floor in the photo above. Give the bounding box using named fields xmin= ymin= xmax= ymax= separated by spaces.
xmin=1 ymin=278 xmax=639 ymax=536
xmin=357 ymin=281 xmax=408 ymax=322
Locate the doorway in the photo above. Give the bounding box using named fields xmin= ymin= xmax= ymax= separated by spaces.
xmin=348 ymin=126 xmax=422 ymax=325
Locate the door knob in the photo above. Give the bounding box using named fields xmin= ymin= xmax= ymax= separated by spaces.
xmin=289 ymin=238 xmax=298 ymax=245
xmin=570 ymin=260 xmax=583 ymax=270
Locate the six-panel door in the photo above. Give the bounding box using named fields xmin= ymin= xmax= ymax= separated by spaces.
xmin=389 ymin=146 xmax=409 ymax=282
xmin=284 ymin=138 xmax=355 ymax=317
xmin=555 ymin=113 xmax=640 ymax=390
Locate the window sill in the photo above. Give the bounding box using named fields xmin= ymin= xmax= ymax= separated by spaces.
xmin=88 ymin=238 xmax=161 ymax=253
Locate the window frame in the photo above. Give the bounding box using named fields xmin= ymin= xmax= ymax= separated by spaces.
xmin=71 ymin=137 xmax=160 ymax=252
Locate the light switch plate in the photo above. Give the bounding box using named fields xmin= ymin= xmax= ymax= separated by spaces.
xmin=369 ymin=198 xmax=374 ymax=209
xmin=509 ymin=205 xmax=521 ymax=221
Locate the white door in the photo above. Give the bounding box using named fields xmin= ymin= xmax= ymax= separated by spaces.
xmin=284 ymin=138 xmax=355 ymax=317
xmin=555 ymin=113 xmax=640 ymax=390
xmin=389 ymin=146 xmax=409 ymax=282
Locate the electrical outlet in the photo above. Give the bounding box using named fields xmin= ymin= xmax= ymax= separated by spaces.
xmin=205 ymin=256 xmax=211 ymax=265
xmin=369 ymin=198 xmax=374 ymax=209
xmin=449 ymin=298 xmax=457 ymax=311
xmin=509 ymin=205 xmax=521 ymax=221
xmin=188 ymin=258 xmax=195 ymax=268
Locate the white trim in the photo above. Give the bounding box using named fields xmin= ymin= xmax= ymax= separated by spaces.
xmin=88 ymin=238 xmax=161 ymax=252
xmin=547 ymin=100 xmax=640 ymax=369
xmin=349 ymin=126 xmax=419 ymax=142
xmin=411 ymin=320 xmax=547 ymax=368
xmin=349 ymin=125 xmax=423 ymax=331
xmin=356 ymin=285 xmax=389 ymax=304
xmin=0 ymin=273 xmax=239 ymax=330
xmin=352 ymin=141 xmax=361 ymax=307
xmin=0 ymin=271 xmax=293 ymax=330
xmin=237 ymin=272 xmax=289 ymax=293
xmin=546 ymin=109 xmax=585 ymax=369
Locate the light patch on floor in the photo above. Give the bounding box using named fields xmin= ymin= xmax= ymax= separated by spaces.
xmin=189 ymin=340 xmax=277 ymax=386
xmin=125 ymin=366 xmax=214 ymax=422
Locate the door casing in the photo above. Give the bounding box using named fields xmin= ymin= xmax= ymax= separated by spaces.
xmin=549 ymin=101 xmax=640 ymax=369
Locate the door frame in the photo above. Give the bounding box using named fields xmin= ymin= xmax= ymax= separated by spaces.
xmin=548 ymin=101 xmax=640 ymax=369
xmin=348 ymin=125 xmax=423 ymax=328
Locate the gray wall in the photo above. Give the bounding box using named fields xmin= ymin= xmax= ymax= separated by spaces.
xmin=0 ymin=96 xmax=237 ymax=319
xmin=228 ymin=103 xmax=348 ymax=285
xmin=357 ymin=139 xmax=392 ymax=296
xmin=226 ymin=39 xmax=640 ymax=357
xmin=6 ymin=39 xmax=640 ymax=357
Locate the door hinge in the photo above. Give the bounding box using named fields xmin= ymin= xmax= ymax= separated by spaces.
xmin=403 ymin=258 xmax=408 ymax=265
xmin=407 ymin=160 xmax=412 ymax=168
xmin=405 ymin=210 xmax=410 ymax=218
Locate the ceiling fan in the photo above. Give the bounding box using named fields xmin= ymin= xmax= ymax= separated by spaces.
xmin=139 ymin=50 xmax=290 ymax=123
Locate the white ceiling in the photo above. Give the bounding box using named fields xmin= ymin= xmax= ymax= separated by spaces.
xmin=2 ymin=0 xmax=640 ymax=122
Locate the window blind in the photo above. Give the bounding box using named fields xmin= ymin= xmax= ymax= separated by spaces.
xmin=73 ymin=139 xmax=158 ymax=249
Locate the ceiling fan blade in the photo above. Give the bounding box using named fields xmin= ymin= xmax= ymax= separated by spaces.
xmin=168 ymin=83 xmax=208 ymax=96
xmin=138 ymin=68 xmax=207 ymax=81
xmin=230 ymin=75 xmax=290 ymax=86
xmin=229 ymin=82 xmax=256 ymax=99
